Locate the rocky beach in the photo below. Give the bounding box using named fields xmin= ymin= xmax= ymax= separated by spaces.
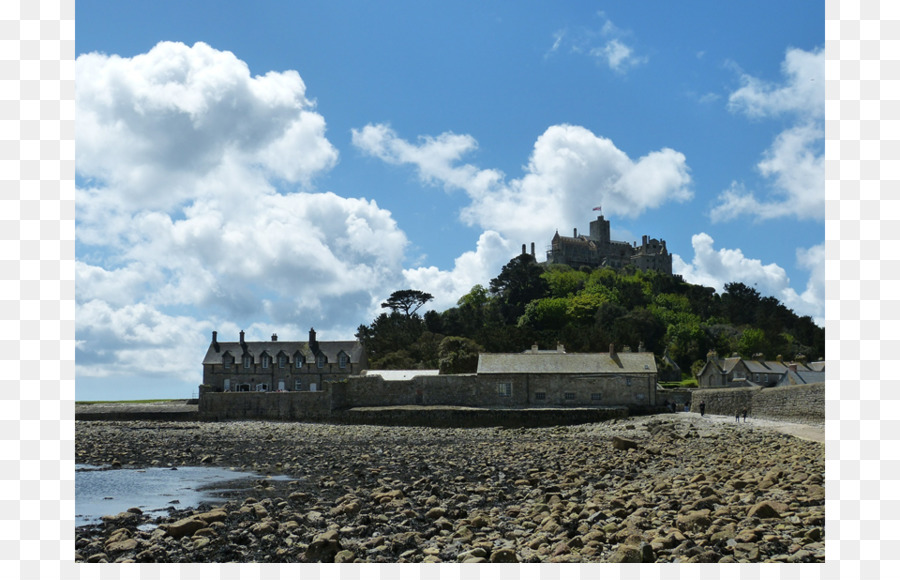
xmin=75 ymin=413 xmax=825 ymax=564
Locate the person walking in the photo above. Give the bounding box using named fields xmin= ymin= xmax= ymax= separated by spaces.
xmin=735 ymin=409 xmax=740 ymax=422
xmin=742 ymin=408 xmax=748 ymax=422
xmin=699 ymin=401 xmax=706 ymax=417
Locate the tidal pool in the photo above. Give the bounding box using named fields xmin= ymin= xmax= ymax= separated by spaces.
xmin=75 ymin=465 xmax=290 ymax=526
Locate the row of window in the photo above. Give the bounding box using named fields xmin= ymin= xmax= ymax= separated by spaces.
xmin=498 ymin=383 xmax=603 ymax=401
xmin=223 ymin=379 xmax=320 ymax=392
xmin=223 ymin=352 xmax=350 ymax=370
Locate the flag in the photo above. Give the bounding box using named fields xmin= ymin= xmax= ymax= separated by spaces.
xmin=592 ymin=206 xmax=602 ymax=211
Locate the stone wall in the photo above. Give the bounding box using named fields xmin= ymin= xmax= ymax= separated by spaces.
xmin=199 ymin=390 xmax=334 ymax=421
xmin=690 ymin=382 xmax=824 ymax=423
xmin=334 ymin=406 xmax=628 ymax=428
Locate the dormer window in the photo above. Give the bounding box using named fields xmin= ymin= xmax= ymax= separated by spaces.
xmin=278 ymin=355 xmax=286 ymax=368
xmin=261 ymin=354 xmax=269 ymax=369
xmin=317 ymin=353 xmax=326 ymax=368
xmin=339 ymin=352 xmax=349 ymax=369
xmin=223 ymin=355 xmax=232 ymax=370
xmin=295 ymin=355 xmax=304 ymax=368
xmin=243 ymin=355 xmax=252 ymax=369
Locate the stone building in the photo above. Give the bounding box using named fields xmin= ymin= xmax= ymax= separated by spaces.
xmin=543 ymin=214 xmax=672 ymax=274
xmin=475 ymin=342 xmax=658 ymax=408
xmin=696 ymin=352 xmax=821 ymax=389
xmin=201 ymin=328 xmax=367 ymax=392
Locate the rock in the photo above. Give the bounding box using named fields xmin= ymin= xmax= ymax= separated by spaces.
xmin=612 ymin=437 xmax=639 ymax=451
xmin=490 ymin=548 xmax=519 ymax=563
xmin=305 ymin=529 xmax=342 ymax=562
xmin=609 ymin=545 xmax=642 ymax=563
xmin=165 ymin=517 xmax=206 ymax=539
xmin=747 ymin=501 xmax=787 ymax=519
xmin=105 ymin=538 xmax=138 ymax=554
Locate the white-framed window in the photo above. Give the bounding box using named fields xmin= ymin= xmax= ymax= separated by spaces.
xmin=262 ymin=355 xmax=269 ymax=369
xmin=294 ymin=379 xmax=303 ymax=390
xmin=317 ymin=353 xmax=326 ymax=368
xmin=564 ymin=392 xmax=575 ymax=400
xmin=498 ymin=382 xmax=512 ymax=397
xmin=243 ymin=356 xmax=251 ymax=369
xmin=295 ymin=355 xmax=304 ymax=368
xmin=223 ymin=356 xmax=232 ymax=370
xmin=339 ymin=352 xmax=349 ymax=369
xmin=278 ymin=355 xmax=286 ymax=368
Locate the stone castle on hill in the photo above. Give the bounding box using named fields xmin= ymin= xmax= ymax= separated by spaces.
xmin=521 ymin=214 xmax=672 ymax=274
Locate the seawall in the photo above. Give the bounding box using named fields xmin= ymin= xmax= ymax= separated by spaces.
xmin=690 ymin=382 xmax=824 ymax=423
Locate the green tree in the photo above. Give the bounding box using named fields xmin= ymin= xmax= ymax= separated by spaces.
xmin=517 ymin=297 xmax=570 ymax=330
xmin=381 ymin=289 xmax=434 ymax=318
xmin=489 ymin=253 xmax=549 ymax=324
xmin=438 ymin=336 xmax=483 ymax=374
xmin=737 ymin=327 xmax=767 ymax=357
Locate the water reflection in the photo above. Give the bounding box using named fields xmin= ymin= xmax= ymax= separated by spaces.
xmin=75 ymin=465 xmax=292 ymax=526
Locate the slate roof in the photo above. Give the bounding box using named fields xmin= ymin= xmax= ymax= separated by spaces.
xmin=477 ymin=351 xmax=657 ymax=375
xmin=777 ymin=369 xmax=826 ymax=386
xmin=203 ymin=339 xmax=365 ymax=365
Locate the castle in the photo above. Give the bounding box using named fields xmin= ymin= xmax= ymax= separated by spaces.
xmin=541 ymin=214 xmax=672 ymax=274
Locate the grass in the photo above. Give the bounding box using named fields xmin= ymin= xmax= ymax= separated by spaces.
xmin=75 ymin=399 xmax=180 ymax=405
xmin=658 ymin=378 xmax=699 ymax=388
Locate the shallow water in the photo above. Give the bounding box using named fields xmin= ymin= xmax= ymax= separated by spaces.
xmin=75 ymin=465 xmax=289 ymax=526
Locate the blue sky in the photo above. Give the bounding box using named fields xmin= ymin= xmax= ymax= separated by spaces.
xmin=75 ymin=1 xmax=824 ymax=400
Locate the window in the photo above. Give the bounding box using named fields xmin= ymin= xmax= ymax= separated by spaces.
xmin=535 ymin=392 xmax=546 ymax=401
xmin=591 ymin=393 xmax=601 ymax=401
xmin=317 ymin=354 xmax=326 ymax=368
xmin=294 ymin=379 xmax=303 ymax=390
xmin=223 ymin=356 xmax=232 ymax=370
xmin=498 ymin=382 xmax=512 ymax=397
xmin=564 ymin=392 xmax=575 ymax=400
xmin=278 ymin=355 xmax=286 ymax=368
xmin=295 ymin=355 xmax=304 ymax=369
xmin=626 ymin=377 xmax=632 ymax=386
xmin=243 ymin=356 xmax=251 ymax=369
xmin=339 ymin=353 xmax=349 ymax=369
xmin=262 ymin=355 xmax=269 ymax=369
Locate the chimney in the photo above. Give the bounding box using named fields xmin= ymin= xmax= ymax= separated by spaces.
xmin=642 ymin=234 xmax=648 ymax=246
xmin=271 ymin=333 xmax=278 ymax=342
xmin=522 ymin=243 xmax=527 ymax=255
xmin=531 ymin=242 xmax=535 ymax=257
xmin=239 ymin=330 xmax=245 ymax=345
xmin=776 ymin=354 xmax=783 ymax=363
xmin=638 ymin=341 xmax=644 ymax=353
xmin=212 ymin=331 xmax=219 ymax=352
xmin=789 ymin=363 xmax=798 ymax=373
xmin=707 ymin=350 xmax=716 ymax=362
xmin=557 ymin=343 xmax=565 ymax=353
xmin=609 ymin=343 xmax=615 ymax=357
xmin=309 ymin=328 xmax=318 ymax=350
xmin=574 ymin=228 xmax=578 ymax=237
xmin=531 ymin=344 xmax=538 ymax=354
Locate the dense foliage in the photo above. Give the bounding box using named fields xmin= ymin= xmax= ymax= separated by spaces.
xmin=356 ymin=257 xmax=825 ymax=377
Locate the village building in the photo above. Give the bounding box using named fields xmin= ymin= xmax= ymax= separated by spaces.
xmin=541 ymin=214 xmax=672 ymax=275
xmin=475 ymin=343 xmax=658 ymax=408
xmin=201 ymin=328 xmax=367 ymax=393
xmin=696 ymin=352 xmax=822 ymax=389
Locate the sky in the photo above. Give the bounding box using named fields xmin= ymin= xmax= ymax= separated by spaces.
xmin=75 ymin=1 xmax=824 ymax=401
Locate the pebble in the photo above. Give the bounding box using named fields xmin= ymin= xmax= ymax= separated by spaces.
xmin=75 ymin=414 xmax=824 ymax=563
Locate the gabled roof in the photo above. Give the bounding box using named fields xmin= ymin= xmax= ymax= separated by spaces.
xmin=477 ymin=351 xmax=656 ymax=375
xmin=203 ymin=339 xmax=364 ymax=365
xmin=778 ymin=369 xmax=826 ymax=386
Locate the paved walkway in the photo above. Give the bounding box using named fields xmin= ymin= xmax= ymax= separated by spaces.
xmin=681 ymin=412 xmax=824 ymax=443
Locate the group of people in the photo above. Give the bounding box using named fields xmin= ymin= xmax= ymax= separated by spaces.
xmin=664 ymin=399 xmax=749 ymax=422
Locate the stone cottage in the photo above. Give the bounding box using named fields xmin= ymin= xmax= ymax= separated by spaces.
xmin=696 ymin=352 xmax=817 ymax=388
xmin=476 ymin=343 xmax=658 ymax=408
xmin=201 ymin=328 xmax=367 ymax=393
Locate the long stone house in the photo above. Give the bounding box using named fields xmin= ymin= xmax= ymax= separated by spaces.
xmin=476 ymin=343 xmax=658 ymax=408
xmin=201 ymin=328 xmax=367 ymax=393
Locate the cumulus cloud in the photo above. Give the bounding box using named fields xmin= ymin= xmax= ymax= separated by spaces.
xmin=354 ymin=123 xmax=692 ymax=249
xmin=76 ymin=42 xmax=411 ymax=381
xmin=673 ymin=233 xmax=824 ymax=324
xmin=711 ymin=47 xmax=824 ymax=222
xmin=402 ymin=231 xmax=517 ymax=312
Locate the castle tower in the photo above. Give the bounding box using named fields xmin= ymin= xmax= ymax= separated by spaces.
xmin=589 ymin=216 xmax=610 ymax=244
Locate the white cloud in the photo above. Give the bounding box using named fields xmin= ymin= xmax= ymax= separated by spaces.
xmin=591 ymin=39 xmax=646 ymax=73
xmin=712 ymin=47 xmax=824 ymax=222
xmin=673 ymin=233 xmax=824 ymax=324
xmin=76 ymin=42 xmax=412 ymax=381
xmin=402 ymin=230 xmax=516 ymax=312
xmin=547 ymin=13 xmax=646 ymax=73
xmin=354 ymin=123 xmax=692 ymax=249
